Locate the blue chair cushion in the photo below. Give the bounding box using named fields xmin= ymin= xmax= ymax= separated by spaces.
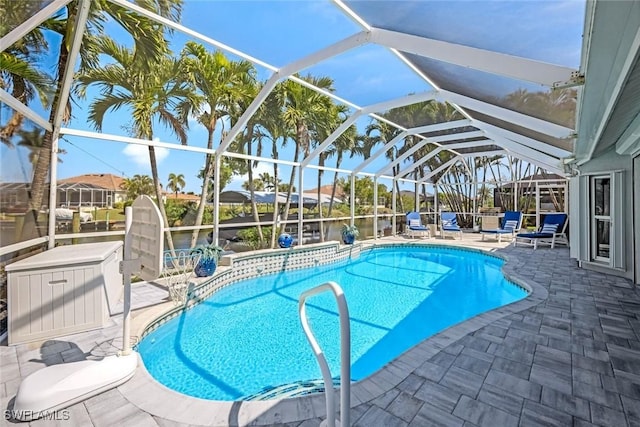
xmin=517 ymin=232 xmax=554 ymax=238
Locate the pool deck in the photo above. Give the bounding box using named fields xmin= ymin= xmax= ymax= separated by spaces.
xmin=2 ymin=233 xmax=640 ymax=426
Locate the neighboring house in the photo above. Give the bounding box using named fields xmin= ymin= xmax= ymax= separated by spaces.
xmin=569 ymin=1 xmax=640 ymax=284
xmin=306 ymin=184 xmax=345 ymax=205
xmin=57 ymin=174 xmax=126 ymax=208
xmin=164 ymin=192 xmax=200 ymax=203
xmin=0 ymin=182 xmax=32 ymax=213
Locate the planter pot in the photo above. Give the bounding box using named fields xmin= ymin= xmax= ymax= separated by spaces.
xmin=278 ymin=233 xmax=293 ymax=248
xmin=342 ymin=233 xmax=356 ymax=245
xmin=194 ymin=258 xmax=217 ymax=277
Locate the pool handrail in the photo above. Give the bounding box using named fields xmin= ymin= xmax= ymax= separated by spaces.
xmin=298 ymin=281 xmax=351 ymax=427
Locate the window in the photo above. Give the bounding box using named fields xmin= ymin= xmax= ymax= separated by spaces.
xmin=590 ymin=176 xmax=610 ymax=261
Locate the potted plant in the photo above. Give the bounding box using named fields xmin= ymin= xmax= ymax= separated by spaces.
xmin=341 ymin=224 xmax=359 ymax=244
xmin=190 ymin=243 xmax=224 ymax=277
xmin=278 ymin=233 xmax=293 ymax=248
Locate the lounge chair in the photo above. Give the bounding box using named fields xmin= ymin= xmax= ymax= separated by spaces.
xmin=481 ymin=210 xmax=523 ymax=243
xmin=515 ymin=213 xmax=568 ymax=249
xmin=440 ymin=212 xmax=462 ymax=240
xmin=405 ymin=212 xmax=430 ymax=239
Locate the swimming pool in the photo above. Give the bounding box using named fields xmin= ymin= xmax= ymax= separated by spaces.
xmin=138 ymin=245 xmax=527 ymax=401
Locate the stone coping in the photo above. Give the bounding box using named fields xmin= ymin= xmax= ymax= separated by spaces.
xmin=122 ymin=240 xmax=548 ymax=426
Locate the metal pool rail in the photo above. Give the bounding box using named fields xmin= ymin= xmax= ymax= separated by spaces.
xmin=298 ymin=281 xmax=351 ymax=427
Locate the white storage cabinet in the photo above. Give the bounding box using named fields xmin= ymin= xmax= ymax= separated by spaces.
xmin=6 ymin=241 xmax=123 ymax=345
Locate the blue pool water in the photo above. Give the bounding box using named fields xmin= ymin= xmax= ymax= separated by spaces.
xmin=138 ymin=246 xmax=527 ymax=401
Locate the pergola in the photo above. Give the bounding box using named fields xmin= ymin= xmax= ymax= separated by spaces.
xmin=1 ymin=0 xmax=584 ymax=252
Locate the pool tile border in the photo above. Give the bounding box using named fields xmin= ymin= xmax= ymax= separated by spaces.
xmin=123 ymin=241 xmax=549 ymax=426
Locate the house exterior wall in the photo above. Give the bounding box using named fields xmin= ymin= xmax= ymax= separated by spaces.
xmin=573 ymin=147 xmax=636 ymax=283
xmin=635 ymin=155 xmax=640 ymax=283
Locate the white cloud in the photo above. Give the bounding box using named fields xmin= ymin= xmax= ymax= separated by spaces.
xmin=122 ymin=144 xmax=169 ymax=168
xmin=228 ymin=161 xmax=274 ymax=190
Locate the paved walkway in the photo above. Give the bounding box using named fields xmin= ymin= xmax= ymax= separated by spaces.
xmin=1 ymin=237 xmax=639 ymax=426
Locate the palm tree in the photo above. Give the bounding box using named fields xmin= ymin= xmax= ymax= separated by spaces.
xmin=325 ymin=122 xmax=361 ymax=217
xmin=15 ymin=127 xmax=66 ymax=172
xmin=278 ymin=74 xmax=335 ymax=235
xmin=77 ymin=39 xmax=198 ymax=254
xmin=179 ymin=41 xmax=257 ymax=248
xmin=122 ymin=174 xmax=154 ymax=200
xmin=252 ymin=87 xmax=289 ymax=247
xmin=365 ymin=120 xmax=404 ymax=211
xmin=0 ymin=0 xmax=53 ymax=146
xmin=18 ymin=0 xmax=183 ymax=242
xmin=242 ymin=179 xmax=265 ymax=191
xmin=167 ymin=173 xmax=185 ymax=198
xmin=258 ymin=172 xmax=277 ymax=192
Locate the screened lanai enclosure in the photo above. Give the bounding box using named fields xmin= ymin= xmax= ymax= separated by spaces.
xmin=1 ymin=0 xmax=584 ymax=261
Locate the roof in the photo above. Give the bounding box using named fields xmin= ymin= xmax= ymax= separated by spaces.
xmin=219 ymin=191 xmax=342 ymax=206
xmin=574 ymin=1 xmax=640 ymax=162
xmin=165 ymin=193 xmax=200 ymax=202
xmin=5 ymin=1 xmax=638 ymax=197
xmin=58 ymin=174 xmax=125 ymax=191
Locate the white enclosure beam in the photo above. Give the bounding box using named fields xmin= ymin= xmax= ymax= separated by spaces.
xmin=219 ymin=74 xmax=281 ymax=153
xmin=355 ymin=121 xmax=474 ymax=175
xmin=301 ymin=111 xmax=364 ymax=167
xmin=438 ymin=90 xmax=575 ymax=139
xmin=221 ymin=31 xmax=372 ymax=153
xmin=61 ymin=128 xmax=217 ymax=155
xmin=377 ymin=131 xmax=487 ymax=176
xmin=370 ymin=28 xmax=577 ymax=88
xmin=409 ymin=119 xmax=473 ymax=135
xmin=394 ymin=139 xmax=494 ymax=178
xmin=0 ymin=0 xmax=72 ymax=52
xmin=279 ymin=32 xmax=371 ymax=77
xmin=290 ymin=75 xmax=361 ymax=110
xmin=360 ymin=91 xmax=438 ymax=114
xmin=352 ymin=131 xmax=408 ymax=174
xmin=333 ymin=0 xmax=372 ymax=30
xmin=420 ymin=157 xmax=460 ymax=182
xmin=0 ymin=88 xmax=53 ymax=132
xmin=48 ymin=0 xmax=91 ymax=248
xmin=109 ymin=0 xmax=275 ymax=70
xmin=419 ymin=150 xmax=507 ymax=183
xmin=473 ymin=120 xmax=572 ymax=158
xmin=487 ymin=133 xmax=564 ymax=173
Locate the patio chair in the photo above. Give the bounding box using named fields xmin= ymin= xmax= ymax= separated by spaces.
xmin=481 ymin=210 xmax=523 ymax=243
xmin=440 ymin=212 xmax=462 ymax=240
xmin=405 ymin=212 xmax=430 ymax=239
xmin=515 ymin=213 xmax=568 ymax=249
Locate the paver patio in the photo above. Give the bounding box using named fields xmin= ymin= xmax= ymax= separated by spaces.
xmin=1 ymin=236 xmax=639 ymax=426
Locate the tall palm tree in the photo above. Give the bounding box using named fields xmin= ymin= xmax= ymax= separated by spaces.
xmin=278 ymin=74 xmax=335 ymax=235
xmin=325 ymin=122 xmax=361 ymax=217
xmin=167 ymin=173 xmax=185 ymax=197
xmin=77 ymin=38 xmax=198 ymax=253
xmin=253 ymin=87 xmax=289 ymax=247
xmin=18 ymin=0 xmax=183 ymax=242
xmin=365 ymin=120 xmax=404 ymax=211
xmin=180 ymin=41 xmax=257 ymax=247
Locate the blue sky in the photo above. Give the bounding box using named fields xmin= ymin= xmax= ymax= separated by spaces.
xmin=1 ymin=0 xmax=586 ymax=194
